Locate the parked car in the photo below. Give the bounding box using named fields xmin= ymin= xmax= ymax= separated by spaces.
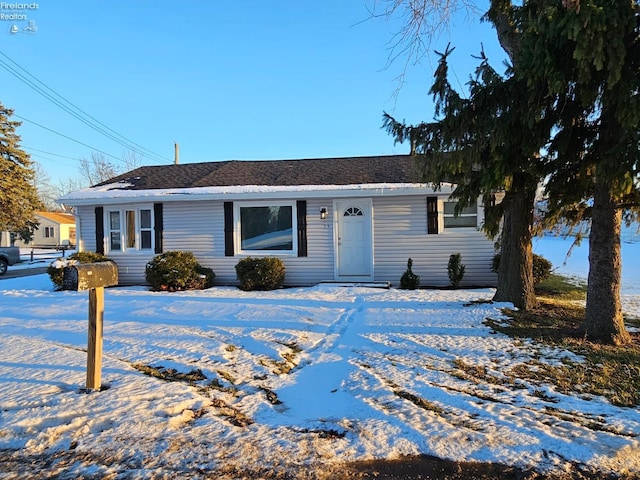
xmin=0 ymin=246 xmax=20 ymax=275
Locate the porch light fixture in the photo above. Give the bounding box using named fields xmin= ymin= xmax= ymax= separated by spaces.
xmin=320 ymin=207 xmax=328 ymax=220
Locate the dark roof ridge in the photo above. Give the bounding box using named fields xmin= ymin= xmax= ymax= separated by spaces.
xmin=94 ymin=154 xmax=418 ymax=190
xmin=220 ymin=153 xmax=409 ymax=162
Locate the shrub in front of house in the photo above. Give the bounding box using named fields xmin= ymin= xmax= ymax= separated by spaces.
xmin=532 ymin=254 xmax=553 ymax=284
xmin=235 ymin=257 xmax=285 ymax=291
xmin=491 ymin=253 xmax=552 ymax=285
xmin=145 ymin=251 xmax=215 ymax=292
xmin=48 ymin=251 xmax=111 ymax=289
xmin=447 ymin=253 xmax=466 ymax=288
xmin=400 ymin=258 xmax=420 ymax=290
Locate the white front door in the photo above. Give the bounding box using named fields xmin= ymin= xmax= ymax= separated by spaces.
xmin=335 ymin=199 xmax=373 ymax=280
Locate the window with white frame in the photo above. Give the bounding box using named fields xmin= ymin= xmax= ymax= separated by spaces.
xmin=107 ymin=207 xmax=153 ymax=252
xmin=109 ymin=211 xmax=121 ymax=250
xmin=235 ymin=202 xmax=297 ymax=254
xmin=443 ymin=201 xmax=478 ymax=228
xmin=44 ymin=226 xmax=55 ymax=238
xmin=139 ymin=209 xmax=153 ymax=249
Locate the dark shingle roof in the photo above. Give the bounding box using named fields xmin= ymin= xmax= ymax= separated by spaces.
xmin=94 ymin=155 xmax=420 ymax=190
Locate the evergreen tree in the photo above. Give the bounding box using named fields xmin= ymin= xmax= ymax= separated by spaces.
xmin=0 ymin=102 xmax=42 ymax=235
xmin=381 ymin=0 xmax=559 ymax=312
xmin=384 ymin=45 xmax=552 ymax=309
xmin=514 ymin=0 xmax=639 ymax=345
xmin=380 ymin=0 xmax=638 ymax=343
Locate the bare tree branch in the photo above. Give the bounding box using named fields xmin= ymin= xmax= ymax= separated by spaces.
xmin=368 ymin=0 xmax=481 ymax=96
xmin=32 ymin=161 xmax=60 ymax=211
xmin=121 ymin=149 xmax=144 ymax=171
xmin=78 ymin=152 xmax=119 ymax=186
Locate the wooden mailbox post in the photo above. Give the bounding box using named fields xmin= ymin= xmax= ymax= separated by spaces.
xmin=63 ymin=261 xmax=118 ymax=390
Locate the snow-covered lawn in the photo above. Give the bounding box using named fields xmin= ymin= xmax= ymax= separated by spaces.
xmin=0 ymin=237 xmax=638 ymax=478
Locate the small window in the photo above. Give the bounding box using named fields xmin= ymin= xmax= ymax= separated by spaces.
xmin=427 ymin=197 xmax=438 ymax=234
xmin=44 ymin=226 xmax=55 ymax=238
xmin=444 ymin=202 xmax=477 ymax=228
xmin=237 ymin=203 xmax=296 ymax=254
xmin=125 ymin=210 xmax=136 ymax=248
xmin=344 ymin=207 xmax=364 ymax=217
xmin=140 ymin=209 xmax=152 ymax=250
xmin=109 ymin=211 xmax=121 ymax=250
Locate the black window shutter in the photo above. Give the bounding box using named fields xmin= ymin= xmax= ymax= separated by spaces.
xmin=427 ymin=197 xmax=438 ymax=234
xmin=224 ymin=202 xmax=234 ymax=256
xmin=296 ymin=200 xmax=307 ymax=257
xmin=154 ymin=203 xmax=163 ymax=254
xmin=95 ymin=207 xmax=104 ymax=254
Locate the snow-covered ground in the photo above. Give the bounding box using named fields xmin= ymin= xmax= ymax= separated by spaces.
xmin=0 ymin=236 xmax=638 ymax=478
xmin=6 ymin=248 xmax=76 ymax=272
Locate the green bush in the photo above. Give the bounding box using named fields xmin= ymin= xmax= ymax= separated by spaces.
xmin=491 ymin=254 xmax=500 ymax=274
xmin=447 ymin=253 xmax=466 ymax=288
xmin=532 ymin=254 xmax=553 ymax=285
xmin=235 ymin=257 xmax=285 ymax=291
xmin=491 ymin=253 xmax=553 ymax=285
xmin=400 ymin=258 xmax=420 ymax=290
xmin=145 ymin=251 xmax=215 ymax=291
xmin=48 ymin=251 xmax=111 ymax=289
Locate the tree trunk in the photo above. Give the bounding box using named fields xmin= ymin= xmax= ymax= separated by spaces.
xmin=492 ymin=174 xmax=537 ymax=310
xmin=583 ymin=183 xmax=631 ymax=345
xmin=487 ymin=0 xmax=519 ymax=63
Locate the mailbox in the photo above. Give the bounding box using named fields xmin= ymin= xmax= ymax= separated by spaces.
xmin=62 ymin=261 xmax=119 ymax=291
xmin=61 ymin=261 xmax=118 ymax=390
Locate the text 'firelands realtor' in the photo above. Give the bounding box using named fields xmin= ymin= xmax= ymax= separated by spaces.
xmin=0 ymin=3 xmax=38 ymax=21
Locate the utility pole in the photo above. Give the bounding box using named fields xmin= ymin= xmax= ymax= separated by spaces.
xmin=174 ymin=142 xmax=179 ymax=165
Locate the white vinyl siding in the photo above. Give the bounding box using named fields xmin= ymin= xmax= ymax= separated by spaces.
xmin=76 ymin=205 xmax=97 ymax=253
xmin=163 ymin=200 xmax=334 ymax=286
xmin=74 ymin=194 xmax=496 ymax=287
xmin=372 ymin=196 xmax=496 ymax=287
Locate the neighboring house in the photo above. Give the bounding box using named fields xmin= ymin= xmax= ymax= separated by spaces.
xmin=60 ymin=155 xmax=498 ymax=287
xmin=11 ymin=212 xmax=77 ymax=248
xmin=0 ymin=231 xmax=12 ymax=247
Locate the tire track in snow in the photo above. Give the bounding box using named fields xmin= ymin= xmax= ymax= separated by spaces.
xmin=292 ymin=295 xmax=365 ymax=371
xmin=264 ymin=295 xmax=376 ymax=425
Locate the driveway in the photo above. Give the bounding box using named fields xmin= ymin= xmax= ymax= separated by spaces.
xmin=0 ymin=266 xmax=49 ymax=280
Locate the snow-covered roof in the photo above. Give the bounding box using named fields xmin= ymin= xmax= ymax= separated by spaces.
xmin=60 ymin=182 xmax=451 ymax=205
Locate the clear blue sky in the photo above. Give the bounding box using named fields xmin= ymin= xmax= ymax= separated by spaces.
xmin=1 ymin=1 xmax=504 ymax=185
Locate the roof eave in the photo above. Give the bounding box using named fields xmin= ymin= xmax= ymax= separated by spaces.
xmin=59 ymin=183 xmax=456 ymax=206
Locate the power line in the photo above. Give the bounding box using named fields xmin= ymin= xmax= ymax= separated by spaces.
xmin=28 ymin=153 xmax=78 ymax=169
xmin=22 ymin=145 xmax=82 ymax=162
xmin=15 ymin=114 xmax=123 ymax=162
xmin=0 ymin=50 xmax=170 ymax=163
xmin=0 ymin=55 xmax=156 ymax=162
xmin=0 ymin=49 xmax=172 ymax=164
xmin=0 ymin=55 xmax=134 ymax=161
xmin=0 ymin=53 xmax=168 ymax=163
xmin=23 ymin=145 xmax=79 ymax=161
